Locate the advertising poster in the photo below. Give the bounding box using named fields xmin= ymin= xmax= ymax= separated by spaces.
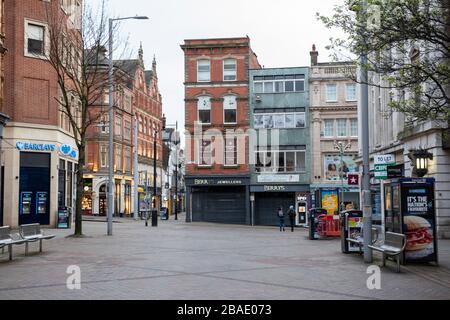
xmin=402 ymin=182 xmax=437 ymax=263
xmin=348 ymin=216 xmax=363 ymax=252
xmin=58 ymin=208 xmax=70 ymax=229
xmin=324 ymin=154 xmax=359 ymax=181
xmin=321 ymin=190 xmax=339 ymax=215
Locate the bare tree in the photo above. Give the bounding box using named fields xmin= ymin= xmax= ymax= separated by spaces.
xmin=41 ymin=0 xmax=126 ymax=236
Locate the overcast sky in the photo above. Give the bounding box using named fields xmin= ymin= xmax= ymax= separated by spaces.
xmin=91 ymin=0 xmax=345 ymax=134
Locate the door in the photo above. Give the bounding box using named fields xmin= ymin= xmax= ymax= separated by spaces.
xmin=19 ymin=152 xmax=51 ymax=226
xmin=254 ymin=192 xmax=296 ymax=226
xmin=192 ymin=186 xmax=246 ymax=224
xmin=99 ymin=184 xmax=107 ymax=216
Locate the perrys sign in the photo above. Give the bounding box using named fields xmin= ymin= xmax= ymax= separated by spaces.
xmin=374 ymin=154 xmax=396 ymax=180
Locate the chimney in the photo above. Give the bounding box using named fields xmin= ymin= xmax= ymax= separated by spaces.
xmin=310 ymin=44 xmax=319 ymax=66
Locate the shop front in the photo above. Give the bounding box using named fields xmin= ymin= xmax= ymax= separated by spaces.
xmin=2 ymin=135 xmax=78 ymax=228
xmin=250 ymin=185 xmax=310 ymax=226
xmin=186 ymin=176 xmax=250 ymax=225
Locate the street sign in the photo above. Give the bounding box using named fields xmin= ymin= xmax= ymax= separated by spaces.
xmin=388 ymin=164 xmax=404 ymax=179
xmin=374 ymin=154 xmax=396 ymax=180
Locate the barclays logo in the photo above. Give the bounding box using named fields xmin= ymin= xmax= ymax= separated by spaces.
xmin=60 ymin=144 xmax=78 ymax=159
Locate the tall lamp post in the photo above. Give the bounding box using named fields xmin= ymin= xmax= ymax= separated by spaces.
xmin=335 ymin=141 xmax=351 ymax=211
xmin=108 ymin=15 xmax=148 ymax=236
xmin=350 ymin=0 xmax=372 ymax=263
xmin=163 ymin=121 xmax=179 ymax=220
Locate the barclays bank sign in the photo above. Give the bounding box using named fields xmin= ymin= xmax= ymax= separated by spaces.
xmin=16 ymin=142 xmax=77 ymax=159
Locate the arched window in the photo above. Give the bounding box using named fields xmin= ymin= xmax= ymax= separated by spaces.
xmin=223 ymin=95 xmax=237 ymax=124
xmin=197 ymin=96 xmax=211 ymax=124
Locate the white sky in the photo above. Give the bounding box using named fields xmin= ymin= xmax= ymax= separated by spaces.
xmin=91 ymin=0 xmax=346 ymax=134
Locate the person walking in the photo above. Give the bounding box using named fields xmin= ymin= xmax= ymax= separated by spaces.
xmin=277 ymin=206 xmax=285 ymax=232
xmin=288 ymin=205 xmax=296 ymax=232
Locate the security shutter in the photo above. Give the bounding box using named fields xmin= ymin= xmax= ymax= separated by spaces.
xmin=192 ymin=186 xmax=246 ymax=224
xmin=254 ymin=192 xmax=296 ymax=226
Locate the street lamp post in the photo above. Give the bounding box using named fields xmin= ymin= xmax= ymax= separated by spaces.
xmin=107 ymin=15 xmax=148 ymax=236
xmin=335 ymin=141 xmax=351 ymax=212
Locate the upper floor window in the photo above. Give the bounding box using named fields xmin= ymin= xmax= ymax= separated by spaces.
xmin=115 ymin=115 xmax=122 ymax=137
xmin=324 ymin=119 xmax=334 ymax=137
xmin=197 ymin=96 xmax=211 ymax=124
xmin=197 ymin=59 xmax=211 ymax=82
xmin=350 ymin=119 xmax=358 ymax=137
xmin=26 ymin=23 xmax=45 ymax=56
xmin=124 ymin=119 xmax=132 ymax=141
xmin=254 ymin=112 xmax=305 ymax=129
xmin=337 ymin=119 xmax=348 ymax=137
xmin=346 ymin=84 xmax=357 ymax=101
xmin=254 ymin=75 xmax=305 ymax=94
xmin=326 ymin=84 xmax=338 ymax=102
xmin=223 ymin=96 xmax=237 ymax=124
xmin=223 ymin=59 xmax=237 ymax=81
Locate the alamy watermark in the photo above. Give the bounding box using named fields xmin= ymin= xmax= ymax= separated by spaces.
xmin=66 ymin=265 xmax=81 ymax=290
xmin=366 ymin=265 xmax=381 ymax=290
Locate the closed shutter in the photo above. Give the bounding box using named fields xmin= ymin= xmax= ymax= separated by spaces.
xmin=192 ymin=186 xmax=246 ymax=224
xmin=254 ymin=192 xmax=296 ymax=226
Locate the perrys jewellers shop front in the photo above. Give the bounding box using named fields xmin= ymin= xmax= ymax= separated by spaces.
xmin=1 ymin=138 xmax=78 ymax=228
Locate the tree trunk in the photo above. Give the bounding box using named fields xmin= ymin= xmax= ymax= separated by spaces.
xmin=74 ymin=143 xmax=86 ymax=236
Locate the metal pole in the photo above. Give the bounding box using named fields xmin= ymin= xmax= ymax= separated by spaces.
xmin=133 ymin=114 xmax=139 ymax=220
xmin=360 ymin=0 xmax=373 ymax=263
xmin=145 ymin=171 xmax=148 ymax=226
xmin=174 ymin=121 xmax=178 ymax=220
xmin=153 ymin=130 xmax=157 ymax=210
xmin=107 ymin=18 xmax=114 ymax=236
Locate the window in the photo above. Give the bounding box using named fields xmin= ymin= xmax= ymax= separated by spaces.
xmin=295 ymin=113 xmax=306 ymax=128
xmin=100 ymin=145 xmax=108 ymax=168
xmin=337 ymin=119 xmax=348 ymax=137
xmin=346 ymin=84 xmax=357 ymax=101
xmin=223 ymin=59 xmax=237 ymax=81
xmin=225 ymin=137 xmax=237 ymax=166
xmin=256 ymin=149 xmax=306 ymax=173
xmin=350 ymin=119 xmax=358 ymax=137
xmin=197 ymin=59 xmax=210 ymax=82
xmin=198 ymin=96 xmax=211 ymax=124
xmin=26 ymin=23 xmax=45 ymax=56
xmin=138 ymin=116 xmax=143 ymax=132
xmin=124 ymin=119 xmax=131 ymax=141
xmin=253 ymin=74 xmax=305 ymax=94
xmin=254 ymin=82 xmax=263 ymax=93
xmin=125 ymin=147 xmax=132 ymax=172
xmin=199 ymin=138 xmax=212 ymax=166
xmin=254 ymin=114 xmax=264 ymax=129
xmin=285 ymin=81 xmax=294 ymax=92
xmin=264 ymin=82 xmax=274 ymax=93
xmin=115 ymin=145 xmax=122 ymax=171
xmin=253 ymin=112 xmax=305 ymax=129
xmin=223 ymin=96 xmax=237 ymax=124
xmin=326 ymin=84 xmax=337 ymax=102
xmin=115 ymin=115 xmax=122 ymax=137
xmin=324 ymin=120 xmax=334 ymax=137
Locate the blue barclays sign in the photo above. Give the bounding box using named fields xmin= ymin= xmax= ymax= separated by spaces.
xmin=16 ymin=142 xmax=56 ymax=152
xmin=59 ymin=144 xmax=78 ymax=159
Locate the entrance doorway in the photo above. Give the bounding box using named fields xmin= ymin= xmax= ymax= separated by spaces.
xmin=99 ymin=184 xmax=107 ymax=216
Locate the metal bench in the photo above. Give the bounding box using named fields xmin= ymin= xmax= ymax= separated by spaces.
xmin=346 ymin=227 xmax=379 ymax=254
xmin=0 ymin=226 xmax=27 ymax=261
xmin=19 ymin=224 xmax=55 ymax=256
xmin=369 ymin=231 xmax=407 ymax=273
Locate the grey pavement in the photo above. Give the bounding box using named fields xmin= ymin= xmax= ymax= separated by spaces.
xmin=1 ymin=214 xmax=450 ymax=300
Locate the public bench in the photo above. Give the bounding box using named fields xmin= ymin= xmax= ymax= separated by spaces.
xmin=19 ymin=224 xmax=55 ymax=256
xmin=369 ymin=231 xmax=407 ymax=273
xmin=0 ymin=226 xmax=27 ymax=261
xmin=346 ymin=227 xmax=379 ymax=255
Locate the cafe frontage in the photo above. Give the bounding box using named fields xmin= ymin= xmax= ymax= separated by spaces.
xmin=185 ymin=176 xmax=251 ymax=225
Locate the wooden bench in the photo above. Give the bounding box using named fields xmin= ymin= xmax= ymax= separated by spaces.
xmin=19 ymin=224 xmax=55 ymax=256
xmin=369 ymin=231 xmax=407 ymax=273
xmin=346 ymin=227 xmax=379 ymax=254
xmin=0 ymin=226 xmax=27 ymax=261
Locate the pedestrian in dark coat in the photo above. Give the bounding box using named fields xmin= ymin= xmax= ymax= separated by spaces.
xmin=277 ymin=207 xmax=285 ymax=232
xmin=287 ymin=206 xmax=296 ymax=232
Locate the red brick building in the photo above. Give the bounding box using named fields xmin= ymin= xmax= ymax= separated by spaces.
xmin=1 ymin=0 xmax=81 ymax=228
xmin=181 ymin=37 xmax=261 ymax=224
xmin=82 ymin=46 xmax=164 ymax=217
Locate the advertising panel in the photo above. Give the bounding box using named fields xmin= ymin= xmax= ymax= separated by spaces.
xmin=321 ymin=190 xmax=339 ymax=215
xmin=324 ymin=154 xmax=358 ymax=181
xmin=401 ymin=182 xmax=437 ymax=263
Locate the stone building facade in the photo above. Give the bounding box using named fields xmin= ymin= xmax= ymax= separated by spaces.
xmin=309 ymin=45 xmax=360 ymax=213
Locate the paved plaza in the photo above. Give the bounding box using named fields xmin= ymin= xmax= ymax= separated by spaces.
xmin=1 ymin=215 xmax=450 ymax=300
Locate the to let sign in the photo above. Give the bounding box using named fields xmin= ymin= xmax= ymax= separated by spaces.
xmin=374 ymin=155 xmax=396 ymax=180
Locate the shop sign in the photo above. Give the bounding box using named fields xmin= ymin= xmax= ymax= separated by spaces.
xmin=194 ymin=179 xmax=244 ymax=186
xmin=264 ymin=185 xmax=286 ymax=192
xmin=258 ymin=174 xmax=300 ymax=183
xmin=16 ymin=142 xmax=56 ymax=152
xmin=60 ymin=144 xmax=78 ymax=159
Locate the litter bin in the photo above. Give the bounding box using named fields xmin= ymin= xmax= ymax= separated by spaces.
xmin=308 ymin=208 xmax=327 ymax=240
xmin=151 ymin=209 xmax=158 ymax=227
xmin=340 ymin=210 xmax=363 ymax=254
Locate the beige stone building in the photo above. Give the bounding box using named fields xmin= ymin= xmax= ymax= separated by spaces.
xmin=309 ymin=45 xmax=359 ymax=212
